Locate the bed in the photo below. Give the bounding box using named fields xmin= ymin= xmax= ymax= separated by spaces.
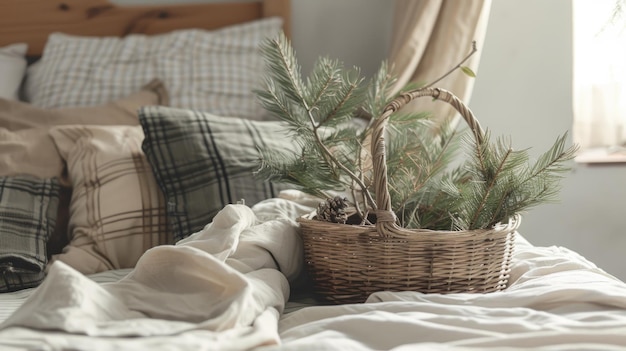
xmin=2 ymin=0 xmax=626 ymax=350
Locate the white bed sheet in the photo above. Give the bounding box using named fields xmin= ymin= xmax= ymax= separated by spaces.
xmin=0 ymin=268 xmax=132 ymax=324
xmin=272 ymin=239 xmax=626 ymax=350
xmin=0 ymin=190 xmax=625 ymax=351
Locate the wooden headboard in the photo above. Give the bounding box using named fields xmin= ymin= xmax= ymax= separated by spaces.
xmin=0 ymin=0 xmax=291 ymax=57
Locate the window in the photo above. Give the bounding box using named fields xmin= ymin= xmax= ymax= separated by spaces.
xmin=573 ymin=0 xmax=626 ymax=163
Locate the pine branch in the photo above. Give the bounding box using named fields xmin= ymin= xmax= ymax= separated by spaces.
xmin=257 ymin=34 xmax=378 ymax=213
xmin=255 ymin=79 xmax=295 ymax=122
xmin=458 ymin=131 xmax=577 ymax=229
xmin=309 ymin=117 xmax=377 ymax=210
xmin=259 ymin=33 xmax=309 ymax=110
xmin=526 ymin=133 xmax=578 ymax=181
xmin=313 ymin=69 xmax=364 ymax=128
xmin=363 ymin=61 xmax=397 ymax=119
xmin=305 ymin=57 xmax=340 ymax=111
xmin=467 ymin=139 xmax=513 ymax=229
xmin=255 ymin=34 xmax=578 ymax=231
xmin=256 ymin=146 xmax=344 ymax=195
xmin=387 ymin=118 xmax=461 ymax=214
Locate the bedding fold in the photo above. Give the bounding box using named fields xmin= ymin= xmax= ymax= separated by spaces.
xmin=0 ymin=196 xmax=309 ymax=350
xmin=270 ymin=234 xmax=626 ymax=351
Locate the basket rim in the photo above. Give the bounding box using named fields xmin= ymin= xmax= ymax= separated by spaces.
xmin=298 ymin=211 xmax=521 ymax=237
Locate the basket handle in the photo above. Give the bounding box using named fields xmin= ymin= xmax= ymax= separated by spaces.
xmin=371 ymin=87 xmax=485 ymax=237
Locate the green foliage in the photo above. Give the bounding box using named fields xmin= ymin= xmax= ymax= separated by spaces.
xmin=254 ymin=32 xmax=378 ymax=210
xmin=460 ymin=66 xmax=477 ymax=78
xmin=255 ymin=33 xmax=578 ymax=230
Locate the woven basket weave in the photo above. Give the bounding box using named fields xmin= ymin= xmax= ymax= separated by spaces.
xmin=298 ymin=87 xmax=519 ymax=304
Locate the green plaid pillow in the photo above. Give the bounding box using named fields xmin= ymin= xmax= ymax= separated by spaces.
xmin=0 ymin=175 xmax=60 ymax=292
xmin=139 ymin=106 xmax=292 ymax=241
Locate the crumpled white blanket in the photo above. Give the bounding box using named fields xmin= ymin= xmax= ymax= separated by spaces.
xmin=3 ymin=190 xmax=626 ymax=351
xmin=268 ymin=237 xmax=626 ymax=351
xmin=0 ymin=192 xmax=315 ymax=351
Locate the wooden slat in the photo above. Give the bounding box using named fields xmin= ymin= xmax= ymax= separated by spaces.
xmin=263 ymin=0 xmax=291 ymax=38
xmin=0 ymin=0 xmax=291 ymax=56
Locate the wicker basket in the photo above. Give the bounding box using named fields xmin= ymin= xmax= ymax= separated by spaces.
xmin=298 ymin=87 xmax=519 ymax=304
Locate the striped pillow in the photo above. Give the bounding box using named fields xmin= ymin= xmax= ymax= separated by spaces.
xmin=49 ymin=125 xmax=172 ymax=274
xmin=0 ymin=175 xmax=60 ymax=292
xmin=139 ymin=106 xmax=292 ymax=241
xmin=24 ymin=18 xmax=282 ymax=120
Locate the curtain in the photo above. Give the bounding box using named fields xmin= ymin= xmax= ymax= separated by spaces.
xmin=387 ymin=0 xmax=492 ymax=126
xmin=573 ymin=0 xmax=626 ymax=150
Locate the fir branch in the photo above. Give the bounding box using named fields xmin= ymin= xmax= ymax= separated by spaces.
xmin=255 ymin=146 xmax=343 ymax=194
xmin=305 ymin=57 xmax=340 ymax=111
xmin=364 ymin=62 xmax=397 ymax=119
xmin=460 ymin=131 xmax=576 ymax=229
xmin=470 ymin=130 xmax=490 ymax=181
xmin=259 ymin=33 xmax=309 ymax=109
xmin=466 ymin=136 xmax=513 ymax=229
xmin=324 ymin=129 xmax=362 ymax=175
xmin=309 ymin=117 xmax=377 ymax=210
xmin=313 ymin=69 xmax=364 ymax=128
xmin=255 ymin=35 xmax=577 ymax=231
xmin=259 ymin=34 xmax=376 ymax=211
xmin=255 ymin=79 xmax=285 ymax=115
xmin=526 ymin=133 xmax=578 ymax=181
xmin=387 ymin=118 xmax=461 ymax=215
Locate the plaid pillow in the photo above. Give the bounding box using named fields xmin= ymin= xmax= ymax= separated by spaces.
xmin=24 ymin=18 xmax=282 ymax=120
xmin=0 ymin=175 xmax=60 ymax=292
xmin=49 ymin=125 xmax=172 ymax=274
xmin=139 ymin=106 xmax=293 ymax=241
xmin=0 ymin=79 xmax=169 ymax=180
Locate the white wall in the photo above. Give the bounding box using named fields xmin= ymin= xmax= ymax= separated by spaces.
xmin=112 ymin=0 xmax=394 ymax=77
xmin=470 ymin=0 xmax=626 ymax=280
xmin=291 ymin=0 xmax=393 ymax=76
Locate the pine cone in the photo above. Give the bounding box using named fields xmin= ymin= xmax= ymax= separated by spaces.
xmin=316 ymin=196 xmax=349 ymax=224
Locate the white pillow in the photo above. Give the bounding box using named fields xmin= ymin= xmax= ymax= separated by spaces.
xmin=24 ymin=18 xmax=282 ymax=120
xmin=0 ymin=43 xmax=28 ymax=100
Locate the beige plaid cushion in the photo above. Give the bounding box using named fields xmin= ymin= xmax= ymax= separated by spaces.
xmin=24 ymin=18 xmax=282 ymax=120
xmin=49 ymin=125 xmax=172 ymax=274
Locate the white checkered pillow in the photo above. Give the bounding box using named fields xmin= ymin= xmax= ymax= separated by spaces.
xmin=0 ymin=43 xmax=28 ymax=100
xmin=24 ymin=18 xmax=282 ymax=120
